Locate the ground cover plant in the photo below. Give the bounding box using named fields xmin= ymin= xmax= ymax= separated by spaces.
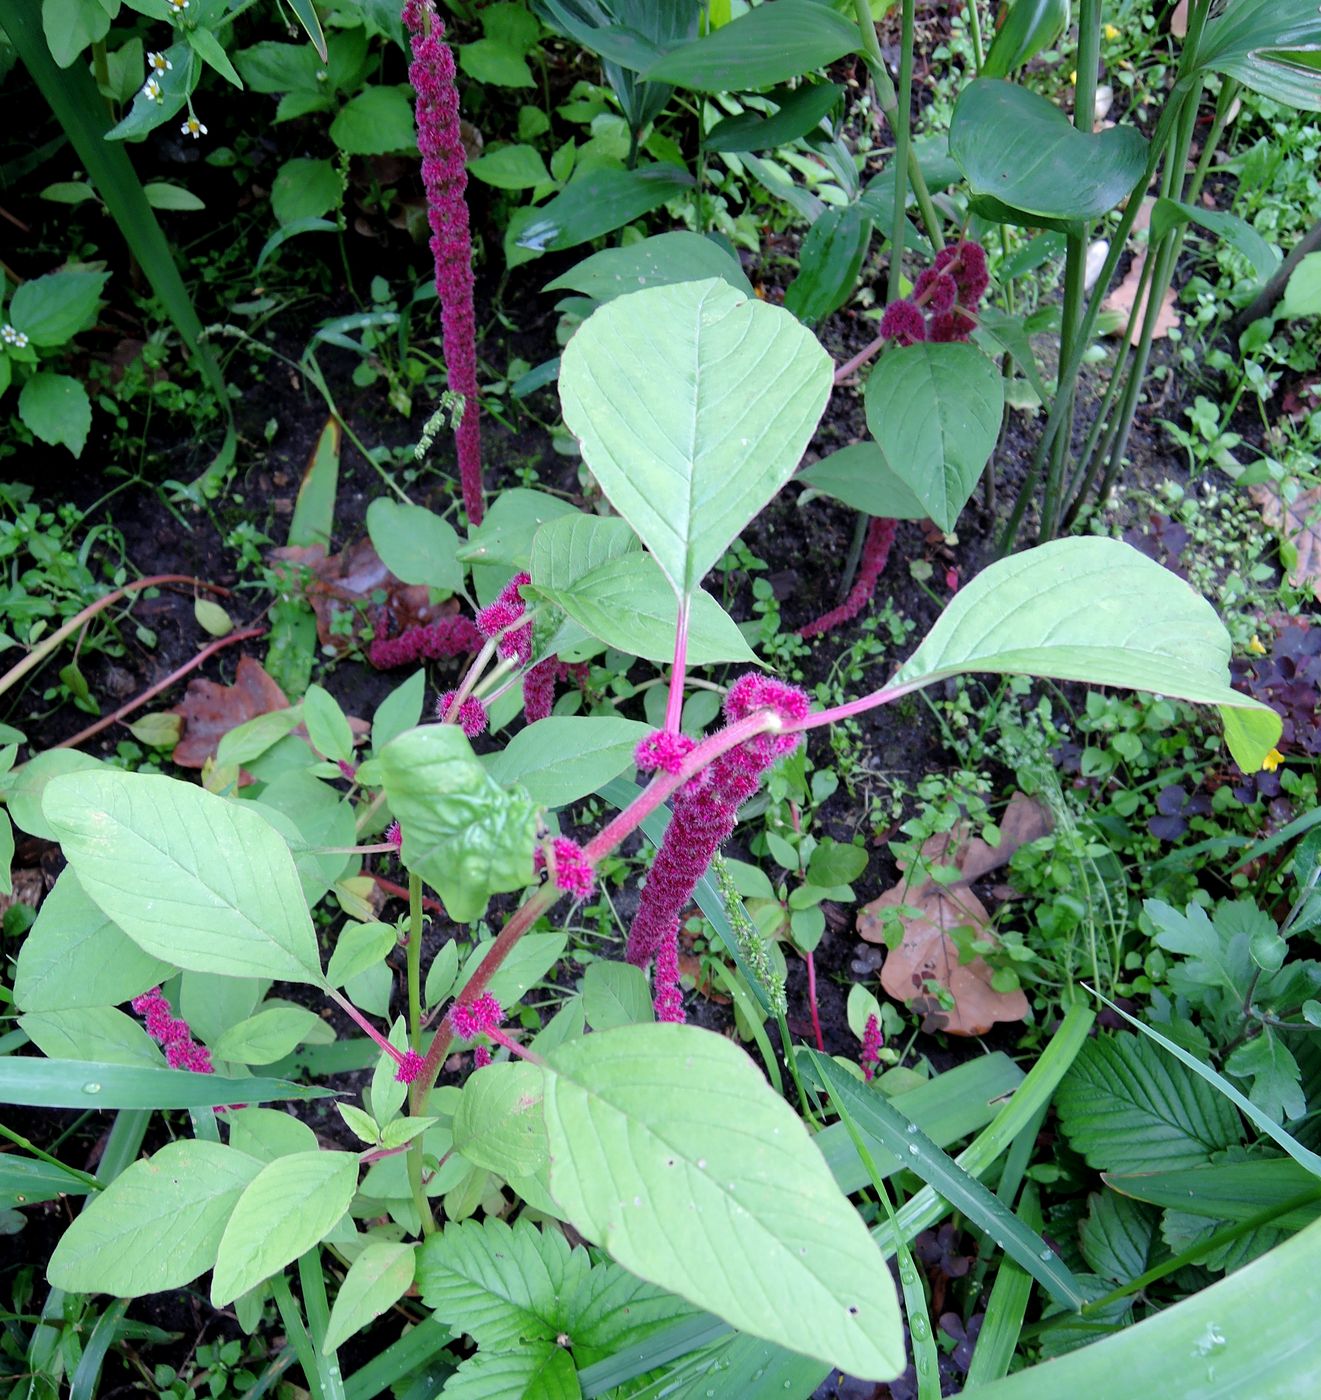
xmin=1 ymin=0 xmax=1320 ymax=1396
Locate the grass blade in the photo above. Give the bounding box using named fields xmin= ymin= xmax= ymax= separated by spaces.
xmin=68 ymin=1299 xmax=130 ymax=1400
xmin=0 ymin=1058 xmax=328 ymax=1109
xmin=342 ymin=1315 xmax=453 ymax=1400
xmin=963 ymin=1185 xmax=1040 ymax=1387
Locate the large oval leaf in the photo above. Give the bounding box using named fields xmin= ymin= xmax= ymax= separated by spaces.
xmin=211 ymin=1150 xmax=359 ymax=1304
xmin=484 ymin=717 xmax=654 ymax=808
xmin=515 ymin=166 xmax=694 ymax=253
xmin=541 ymin=1023 xmax=905 ymax=1380
xmin=42 ymin=771 xmax=324 ymax=985
xmin=950 ymin=79 xmax=1148 ymax=224
xmin=48 ymin=1141 xmax=263 ymax=1297
xmin=797 ymin=442 xmax=929 ymax=521
xmin=864 ymin=342 xmax=1004 ymax=532
xmin=1197 ymin=0 xmax=1321 ymax=112
xmin=560 ymin=278 xmax=832 ymax=597
xmin=890 ymin=538 xmax=1281 ymax=771
xmin=544 ymin=231 xmax=752 ymax=301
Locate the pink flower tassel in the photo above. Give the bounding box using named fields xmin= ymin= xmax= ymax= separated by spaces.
xmin=798 ymin=516 xmax=897 ymax=639
xmin=404 ymin=0 xmax=484 ymax=525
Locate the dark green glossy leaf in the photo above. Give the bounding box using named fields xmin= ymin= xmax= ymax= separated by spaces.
xmin=1197 ymin=0 xmax=1321 ymax=111
xmin=705 ymin=81 xmax=844 ymax=153
xmin=783 ymin=202 xmax=874 ymax=325
xmin=516 ymin=166 xmax=694 ymax=253
xmin=982 ymin=0 xmax=1070 ymax=79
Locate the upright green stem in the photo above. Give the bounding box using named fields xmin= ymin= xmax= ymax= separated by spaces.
xmin=853 ymin=0 xmax=945 ymax=254
xmin=405 ymin=869 xmax=434 ymax=1237
xmin=966 ymin=0 xmax=984 ymax=72
xmin=887 ymin=0 xmax=917 ymax=302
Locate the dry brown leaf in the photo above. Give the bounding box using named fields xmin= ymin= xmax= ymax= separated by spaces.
xmin=1104 ymin=251 xmax=1180 ymax=341
xmin=1250 ymin=482 xmax=1321 ymax=601
xmin=861 ymin=884 xmax=1028 ymax=1036
xmin=168 ymin=655 xmax=291 ymax=769
xmin=270 ymin=537 xmax=459 ymax=655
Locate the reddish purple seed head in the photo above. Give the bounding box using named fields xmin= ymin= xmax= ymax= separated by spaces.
xmin=860 ymin=1012 xmax=884 ymax=1081
xmin=386 ymin=819 xmax=403 ymax=850
xmin=635 ymin=730 xmax=697 ymax=775
xmin=880 ymin=298 xmax=927 ymax=346
xmin=449 ymin=992 xmax=503 ymax=1040
xmin=549 ymin=836 xmax=595 ymax=899
xmin=394 ymin=1048 xmax=426 ymax=1084
xmin=436 ymin=691 xmax=489 ymax=737
xmin=915 ymin=268 xmax=958 ymax=314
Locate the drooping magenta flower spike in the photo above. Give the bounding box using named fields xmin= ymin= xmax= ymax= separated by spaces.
xmin=132 ymin=988 xmax=213 ymax=1074
xmin=403 ymin=0 xmax=484 ymax=526
xmin=327 ymin=988 xmax=427 ymax=1083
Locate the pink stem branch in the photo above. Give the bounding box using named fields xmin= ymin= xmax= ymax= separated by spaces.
xmin=805 ymin=951 xmax=825 ymax=1052
xmin=663 ymin=596 xmax=690 ymax=734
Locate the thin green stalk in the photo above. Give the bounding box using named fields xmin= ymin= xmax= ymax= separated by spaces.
xmin=775 ymin=1008 xmax=817 ymax=1124
xmin=966 ymin=0 xmax=984 ymax=72
xmin=298 ymin=1250 xmax=347 ymax=1400
xmin=853 ymin=0 xmax=945 ymax=253
xmin=0 ymin=1122 xmax=101 ymax=1191
xmin=405 ymin=870 xmax=435 ymax=1238
xmin=888 ymin=0 xmax=917 ymax=302
xmin=272 ymin=1273 xmax=327 ymax=1400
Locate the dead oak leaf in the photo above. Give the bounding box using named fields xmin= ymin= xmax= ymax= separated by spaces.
xmin=1250 ymin=482 xmax=1321 ymax=601
xmin=1104 ymin=252 xmax=1180 ymax=342
xmin=169 ymin=655 xmax=290 ymax=770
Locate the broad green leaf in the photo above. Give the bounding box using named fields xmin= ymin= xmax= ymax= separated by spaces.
xmin=560 ymin=278 xmax=832 ymax=596
xmin=641 ymin=0 xmax=858 ymax=90
xmin=889 ymin=538 xmax=1282 ymax=772
xmin=302 ymin=684 xmax=355 ymax=765
xmin=1150 ymin=197 xmax=1280 ymax=282
xmin=322 ymin=1242 xmax=416 ymax=1354
xmin=783 ymin=202 xmax=874 ymax=325
xmin=9 ymin=269 xmax=108 ymax=345
xmin=226 ymin=1107 xmax=320 ymax=1163
xmin=41 ymin=0 xmax=110 ymax=67
xmin=43 ymin=771 xmax=325 ymax=985
xmin=864 ymin=342 xmax=1003 ymax=531
xmin=452 ymin=1062 xmax=548 ymax=1177
xmin=13 ymin=868 xmax=173 ymax=1013
xmin=18 ymin=373 xmax=92 ymax=457
xmin=458 ymin=487 xmax=579 ymax=578
xmin=705 ymin=81 xmax=844 ymax=153
xmin=48 ymin=1142 xmax=263 ymax=1297
xmin=544 ymin=231 xmax=752 ymax=301
xmin=180 ymin=971 xmax=263 ymax=1051
xmin=537 ymin=552 xmax=759 ymax=665
xmin=327 ymin=921 xmax=397 ymax=988
xmin=950 ymin=79 xmax=1149 ymax=225
xmin=515 ymin=166 xmax=695 ymax=253
xmin=20 ymin=1007 xmax=161 ymax=1068
xmin=454 ymin=931 xmax=568 ymax=1014
xmin=211 ymin=1151 xmax=360 ymax=1304
xmin=582 ymin=960 xmax=654 ymax=1029
xmin=1281 ymin=251 xmax=1321 ymax=318
xmin=1106 ymin=1157 xmax=1321 ymax=1227
xmin=372 ymin=671 xmax=426 ymax=754
xmin=981 ymin=0 xmax=1069 ymax=79
xmin=0 ymin=1058 xmax=327 ymax=1110
xmin=1 ymin=748 xmax=102 ymax=839
xmin=212 ymin=1006 xmax=326 ymax=1066
xmin=1196 ymin=0 xmax=1321 ymax=112
xmin=797 ymin=442 xmax=930 ymax=520
xmin=540 ymin=1023 xmax=904 ymax=1379
xmin=484 ymin=717 xmax=653 ymax=808
xmin=441 ymin=1343 xmax=579 ymax=1399
xmin=252 ymin=768 xmax=356 ymax=909
xmin=1078 ymin=1190 xmax=1159 ymax=1284
xmin=1055 ymin=1033 xmax=1242 ymax=1174
xmin=271 ymin=157 xmax=342 ymax=226
xmin=460 ymin=39 xmax=535 ymax=87
xmin=417 ymin=1217 xmax=589 ymax=1350
xmin=365 ymin=498 xmax=463 ymax=592
xmin=329 ymin=86 xmax=416 ymax=155
xmin=377 ymin=726 xmax=537 ymax=924
xmin=958 ymin=1217 xmax=1321 ymax=1398
xmin=528 ymin=512 xmax=640 ymax=588
xmin=468 ymin=143 xmax=551 ymax=189
xmin=1226 ymin=1030 xmax=1306 ymax=1123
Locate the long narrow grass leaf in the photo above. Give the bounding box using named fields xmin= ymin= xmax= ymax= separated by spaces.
xmin=0 ymin=1058 xmax=328 ymax=1109
xmin=963 ymin=1185 xmax=1040 ymax=1387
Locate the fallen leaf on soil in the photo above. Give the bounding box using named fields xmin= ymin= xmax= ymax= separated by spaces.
xmin=1171 ymin=1 xmax=1187 ymax=37
xmin=168 ymin=655 xmax=290 ymax=769
xmin=1104 ymin=251 xmax=1180 ymax=342
xmin=270 ymin=536 xmax=460 ymax=655
xmin=1249 ymin=482 xmax=1321 ymax=601
xmin=0 ymin=867 xmax=46 ymax=923
xmin=858 ymin=791 xmax=1050 ymax=1035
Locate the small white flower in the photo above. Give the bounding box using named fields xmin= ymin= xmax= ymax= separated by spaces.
xmin=144 ymin=76 xmax=163 ymax=103
xmin=1 ymin=324 xmax=27 ymax=348
xmin=166 ymin=0 xmax=189 ymax=9
xmin=181 ymin=115 xmax=207 ymax=139
xmin=147 ymin=51 xmax=172 ymax=74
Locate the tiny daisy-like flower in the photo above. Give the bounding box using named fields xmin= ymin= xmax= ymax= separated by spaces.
xmin=144 ymin=77 xmax=163 ymax=103
xmin=147 ymin=51 xmax=172 ymax=73
xmin=181 ymin=115 xmax=207 ymax=138
xmin=1 ymin=324 xmax=28 ymax=348
xmin=167 ymin=0 xmax=189 ymax=10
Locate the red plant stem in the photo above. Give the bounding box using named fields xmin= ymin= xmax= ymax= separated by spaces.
xmin=371 ymin=873 xmax=445 ymax=915
xmin=328 ymin=987 xmax=407 ymax=1065
xmin=804 ymin=951 xmax=825 ymax=1052
xmin=0 ymin=574 xmax=230 ymax=697
xmin=834 ymin=332 xmax=889 ymax=385
xmin=55 ymin=627 xmax=267 ymax=750
xmin=663 ymin=596 xmax=690 ymax=734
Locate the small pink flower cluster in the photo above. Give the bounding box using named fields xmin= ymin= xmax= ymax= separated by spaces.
xmin=535 ymin=836 xmax=596 ymax=899
xmin=627 ymin=675 xmax=811 ymax=1022
xmin=403 ymin=0 xmax=484 ymax=525
xmin=132 ymin=988 xmax=213 ymax=1074
xmin=879 ymin=241 xmax=989 ymax=347
xmin=798 ymin=516 xmax=898 ymax=640
xmin=477 ymin=573 xmax=533 ymax=664
xmin=436 ymin=690 xmax=489 ymax=737
xmin=860 ymin=1013 xmax=884 ymax=1082
xmin=369 ymin=615 xmax=481 ymax=670
xmin=635 ymin=730 xmax=696 ymax=775
xmin=386 ymin=819 xmax=403 ymax=849
xmin=449 ymin=992 xmax=503 ymax=1068
xmin=394 ymin=1049 xmax=426 ymax=1084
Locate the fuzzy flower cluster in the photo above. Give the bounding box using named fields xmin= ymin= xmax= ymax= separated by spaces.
xmin=860 ymin=1013 xmax=884 ymax=1082
xmin=394 ymin=1049 xmax=426 ymax=1084
xmin=132 ymin=989 xmax=213 ymax=1074
xmin=476 ymin=573 xmax=533 ymax=663
xmin=369 ymin=614 xmax=481 ymax=670
xmin=436 ymin=690 xmax=489 ymax=737
xmin=798 ymin=516 xmax=898 ymax=639
xmin=879 ymin=241 xmax=989 ymax=347
xmin=449 ymin=992 xmax=503 ymax=1067
xmin=535 ymin=836 xmax=596 ymax=900
xmin=386 ymin=819 xmax=403 ymax=849
xmin=627 ymin=675 xmax=811 ymax=1022
xmin=404 ymin=0 xmax=484 ymax=525
xmin=635 ymin=730 xmax=697 ymax=776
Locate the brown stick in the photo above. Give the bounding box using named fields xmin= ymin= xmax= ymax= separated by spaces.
xmin=1231 ymin=215 xmax=1321 ymax=338
xmin=55 ymin=627 xmax=266 ymax=751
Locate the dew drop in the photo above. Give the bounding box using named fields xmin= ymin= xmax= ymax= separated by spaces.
xmin=697 ymin=1158 xmax=707 ymax=1169
xmin=907 ymin=1143 xmax=919 ymax=1155
xmin=82 ymin=1082 xmax=102 ymax=1094
xmin=1039 ymin=1248 xmax=1054 ymax=1262
xmin=906 ymin=1122 xmax=918 ymax=1134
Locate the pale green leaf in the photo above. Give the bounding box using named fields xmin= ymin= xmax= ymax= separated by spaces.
xmin=582 ymin=961 xmax=654 ymax=1029
xmin=212 ymin=1006 xmax=326 ymax=1065
xmin=366 ymin=498 xmax=463 ymax=592
xmin=323 ymin=1242 xmax=416 ymax=1353
xmin=327 ymin=921 xmax=397 ymax=988
xmin=484 ymin=717 xmax=653 ymax=808
xmin=441 ymin=1343 xmax=579 ymax=1399
xmin=20 ymin=1006 xmax=161 ymax=1068
xmin=18 ymin=373 xmax=92 ymax=457
xmin=452 ymin=1062 xmax=548 ymax=1177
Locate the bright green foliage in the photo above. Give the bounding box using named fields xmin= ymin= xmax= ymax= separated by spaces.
xmin=377 ymin=725 xmax=537 ymax=924
xmin=540 ymin=1023 xmax=905 ymax=1379
xmin=48 ymin=1142 xmax=263 ymax=1297
xmin=559 ymin=278 xmax=832 ymax=597
xmin=42 ymin=771 xmax=325 ymax=985
xmin=798 ymin=442 xmax=929 ymax=520
xmin=891 ymin=538 xmax=1282 ymax=771
xmin=1197 ymin=0 xmax=1321 ymax=111
xmin=212 ymin=1006 xmax=325 ymax=1066
xmin=366 ymin=499 xmax=463 ymax=592
xmin=485 ymin=717 xmax=653 ymax=808
xmin=981 ymin=0 xmax=1069 ymax=78
xmin=322 ymin=1243 xmax=416 ymax=1354
xmin=544 ymin=230 xmax=752 ymax=300
xmin=452 ymin=1063 xmax=548 ymax=1177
